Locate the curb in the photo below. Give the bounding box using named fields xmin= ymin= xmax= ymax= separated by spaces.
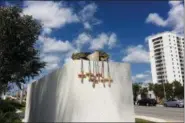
xmin=156 ymin=104 xmax=163 ymax=107
xmin=135 ymin=115 xmax=167 ymax=122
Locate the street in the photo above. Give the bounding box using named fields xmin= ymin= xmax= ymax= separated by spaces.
xmin=135 ymin=106 xmax=184 ymax=122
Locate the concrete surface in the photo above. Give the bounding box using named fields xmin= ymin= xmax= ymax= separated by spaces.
xmin=135 ymin=115 xmax=167 ymax=122
xmin=25 ymin=60 xmax=134 ymax=122
xmin=135 ymin=106 xmax=184 ymax=122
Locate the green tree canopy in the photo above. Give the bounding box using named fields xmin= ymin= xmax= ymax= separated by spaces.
xmin=0 ymin=6 xmax=45 ymax=92
xmin=132 ymin=83 xmax=141 ymax=101
xmin=140 ymin=87 xmax=148 ymax=99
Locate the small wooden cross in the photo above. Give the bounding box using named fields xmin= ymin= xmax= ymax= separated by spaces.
xmin=78 ymin=71 xmax=86 ymax=83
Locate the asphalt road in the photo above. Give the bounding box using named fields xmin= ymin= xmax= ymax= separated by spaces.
xmin=135 ymin=106 xmax=184 ymax=122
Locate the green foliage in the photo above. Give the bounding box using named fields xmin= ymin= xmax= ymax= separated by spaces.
xmin=172 ymin=80 xmax=184 ymax=99
xmin=151 ymin=81 xmax=183 ymax=100
xmin=0 ymin=100 xmax=23 ymax=122
xmin=132 ymin=83 xmax=141 ymax=101
xmin=0 ymin=100 xmax=16 ymax=113
xmin=0 ymin=110 xmax=21 ymax=123
xmin=133 ymin=80 xmax=184 ymax=101
xmin=148 ymin=83 xmax=154 ymax=91
xmin=7 ymin=100 xmax=25 ymax=109
xmin=164 ymin=82 xmax=173 ymax=99
xmin=0 ymin=6 xmax=45 ymax=91
xmin=140 ymin=87 xmax=148 ymax=99
xmin=153 ymin=83 xmax=165 ymax=99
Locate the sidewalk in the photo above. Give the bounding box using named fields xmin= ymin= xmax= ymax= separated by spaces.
xmin=156 ymin=104 xmax=163 ymax=107
xmin=135 ymin=115 xmax=167 ymax=122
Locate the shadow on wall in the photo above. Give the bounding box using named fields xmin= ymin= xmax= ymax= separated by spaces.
xmin=109 ymin=62 xmax=134 ymax=120
xmin=27 ymin=63 xmax=75 ymax=122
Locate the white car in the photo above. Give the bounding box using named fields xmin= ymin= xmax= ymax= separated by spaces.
xmin=164 ymin=98 xmax=184 ymax=108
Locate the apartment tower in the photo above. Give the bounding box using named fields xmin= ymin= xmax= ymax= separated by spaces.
xmin=148 ymin=32 xmax=184 ymax=85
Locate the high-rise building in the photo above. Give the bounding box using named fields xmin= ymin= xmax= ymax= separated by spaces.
xmin=148 ymin=32 xmax=184 ymax=85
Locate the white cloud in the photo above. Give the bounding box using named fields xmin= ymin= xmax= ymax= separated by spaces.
xmin=169 ymin=1 xmax=182 ymax=7
xmin=89 ymin=33 xmax=118 ymax=50
xmin=146 ymin=1 xmax=184 ymax=34
xmin=38 ymin=34 xmax=81 ymax=72
xmin=37 ymin=31 xmax=118 ymax=72
xmin=42 ymin=28 xmax=52 ymax=35
xmin=22 ymin=1 xmax=101 ymax=32
xmin=38 ymin=36 xmax=74 ymax=53
xmin=79 ymin=3 xmax=101 ymax=30
xmin=46 ymin=63 xmax=59 ymax=71
xmin=80 ymin=3 xmax=97 ymax=21
xmin=75 ymin=32 xmax=91 ymax=50
xmin=63 ymin=49 xmax=79 ymax=64
xmin=146 ymin=13 xmax=167 ymax=27
xmin=89 ymin=33 xmax=108 ymax=50
xmin=122 ymin=45 xmax=149 ymax=63
xmin=23 ymin=1 xmax=79 ymax=31
xmin=43 ymin=55 xmax=60 ymax=71
xmin=108 ymin=33 xmax=117 ymax=49
xmin=132 ymin=71 xmax=152 ymax=83
xmin=83 ymin=22 xmax=91 ymax=30
xmin=43 ymin=55 xmax=60 ymax=63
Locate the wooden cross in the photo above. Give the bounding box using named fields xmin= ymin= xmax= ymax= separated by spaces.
xmin=78 ymin=71 xmax=86 ymax=83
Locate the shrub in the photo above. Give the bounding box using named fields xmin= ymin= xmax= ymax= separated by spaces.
xmin=0 ymin=100 xmax=16 ymax=113
xmin=0 ymin=110 xmax=20 ymax=123
xmin=9 ymin=101 xmax=24 ymax=109
xmin=0 ymin=100 xmax=21 ymax=122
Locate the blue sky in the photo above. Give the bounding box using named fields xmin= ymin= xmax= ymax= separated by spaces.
xmin=1 ymin=1 xmax=184 ymax=84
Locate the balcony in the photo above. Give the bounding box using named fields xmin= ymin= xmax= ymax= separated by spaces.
xmin=180 ymin=59 xmax=184 ymax=63
xmin=178 ymin=47 xmax=183 ymax=51
xmin=155 ymin=56 xmax=163 ymax=61
xmin=153 ymin=41 xmax=161 ymax=45
xmin=157 ymin=79 xmax=167 ymax=83
xmin=155 ymin=59 xmax=163 ymax=65
xmin=152 ymin=37 xmax=162 ymax=42
xmin=154 ymin=52 xmax=163 ymax=56
xmin=177 ymin=37 xmax=181 ymax=40
xmin=156 ymin=64 xmax=164 ymax=67
xmin=156 ymin=68 xmax=166 ymax=72
xmin=179 ymin=57 xmax=184 ymax=60
xmin=178 ymin=51 xmax=183 ymax=56
xmin=154 ymin=48 xmax=163 ymax=53
xmin=154 ymin=45 xmax=163 ymax=50
xmin=157 ymin=74 xmax=167 ymax=79
xmin=157 ymin=71 xmax=165 ymax=75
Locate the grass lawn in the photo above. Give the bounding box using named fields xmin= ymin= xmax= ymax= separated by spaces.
xmin=135 ymin=118 xmax=155 ymax=123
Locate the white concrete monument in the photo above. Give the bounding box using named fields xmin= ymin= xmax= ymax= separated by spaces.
xmin=24 ymin=53 xmax=135 ymax=122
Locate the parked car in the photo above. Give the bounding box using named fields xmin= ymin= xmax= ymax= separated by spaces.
xmin=137 ymin=98 xmax=157 ymax=106
xmin=164 ymin=98 xmax=184 ymax=108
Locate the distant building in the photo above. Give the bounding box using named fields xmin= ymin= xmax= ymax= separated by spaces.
xmin=148 ymin=32 xmax=184 ymax=84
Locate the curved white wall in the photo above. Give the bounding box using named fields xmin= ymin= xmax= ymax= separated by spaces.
xmin=25 ymin=60 xmax=135 ymax=122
